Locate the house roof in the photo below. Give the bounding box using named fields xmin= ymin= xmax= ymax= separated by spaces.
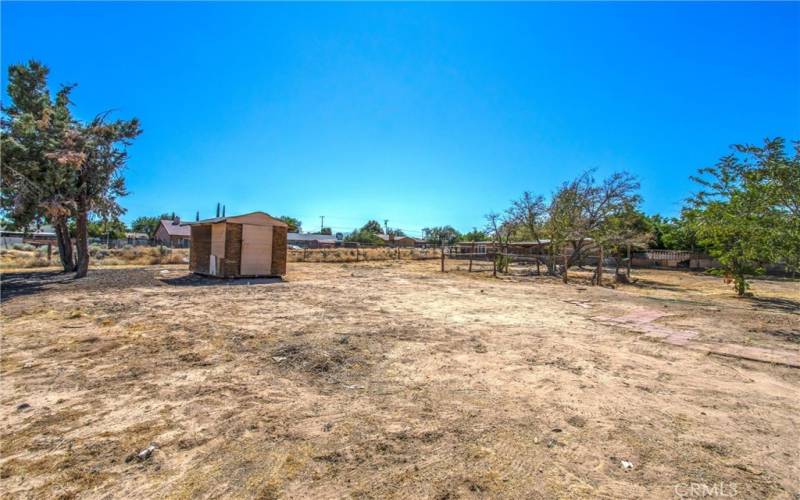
xmin=375 ymin=234 xmax=418 ymax=241
xmin=158 ymin=220 xmax=191 ymax=237
xmin=288 ymin=233 xmax=338 ymax=242
xmin=186 ymin=211 xmax=289 ymax=228
xmin=125 ymin=232 xmax=150 ymax=239
xmin=455 ymin=239 xmax=553 ymax=245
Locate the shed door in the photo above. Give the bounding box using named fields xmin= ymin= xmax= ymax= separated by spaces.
xmin=241 ymin=224 xmax=273 ymax=276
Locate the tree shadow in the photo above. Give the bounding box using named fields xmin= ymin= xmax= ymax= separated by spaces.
xmin=746 ymin=296 xmax=800 ymax=313
xmin=160 ymin=273 xmax=285 ymax=287
xmin=1 ymin=270 xmax=76 ymax=302
xmin=628 ymin=278 xmax=685 ymax=292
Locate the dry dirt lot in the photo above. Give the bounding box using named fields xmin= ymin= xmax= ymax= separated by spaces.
xmin=1 ymin=261 xmax=798 ymax=499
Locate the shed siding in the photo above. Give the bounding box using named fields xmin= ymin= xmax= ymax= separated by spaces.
xmin=222 ymin=223 xmax=243 ymax=277
xmin=271 ymin=226 xmax=288 ymax=275
xmin=190 ymin=225 xmax=212 ymax=274
xmin=211 ymin=223 xmax=226 ymax=258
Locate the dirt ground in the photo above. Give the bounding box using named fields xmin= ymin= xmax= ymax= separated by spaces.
xmin=1 ymin=261 xmax=798 ymax=499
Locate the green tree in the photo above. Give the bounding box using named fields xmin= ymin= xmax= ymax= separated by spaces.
xmin=345 ymin=228 xmax=383 ymax=245
xmin=131 ymin=213 xmax=170 ymax=238
xmin=278 ymin=216 xmax=301 ymax=232
xmin=1 ymin=61 xmax=78 ymax=271
xmin=646 ymin=214 xmax=702 ymax=251
xmin=87 ymin=217 xmax=127 ymax=240
xmin=320 ymin=227 xmax=332 ymax=235
xmin=361 ymin=220 xmax=383 ymax=234
xmin=53 ymin=113 xmax=141 ymax=277
xmin=596 ymin=207 xmax=653 ymax=280
xmin=132 ymin=216 xmax=157 ymax=238
xmin=422 ymin=226 xmax=461 ymax=244
xmin=460 ymin=228 xmax=489 ymax=242
xmin=688 ymin=138 xmax=797 ymax=295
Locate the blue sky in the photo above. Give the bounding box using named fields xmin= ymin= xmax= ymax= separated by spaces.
xmin=2 ymin=2 xmax=798 ymax=236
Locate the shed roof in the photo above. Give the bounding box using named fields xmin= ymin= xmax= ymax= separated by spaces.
xmin=159 ymin=220 xmax=191 ymax=237
xmin=187 ymin=211 xmax=288 ymax=228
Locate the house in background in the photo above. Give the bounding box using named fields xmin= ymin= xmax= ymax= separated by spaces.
xmin=0 ymin=223 xmax=57 ymax=248
xmin=287 ymin=233 xmax=338 ymax=248
xmin=125 ymin=232 xmax=150 ymax=246
xmin=375 ymin=234 xmax=423 ymax=247
xmin=154 ymin=218 xmax=191 ymax=247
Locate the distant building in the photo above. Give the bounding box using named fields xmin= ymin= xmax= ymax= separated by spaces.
xmin=154 ymin=218 xmax=191 ymax=247
xmin=287 ymin=233 xmax=338 ymax=249
xmin=375 ymin=234 xmax=425 ymax=247
xmin=125 ymin=232 xmax=150 ymax=245
xmin=0 ymin=224 xmax=57 ymax=248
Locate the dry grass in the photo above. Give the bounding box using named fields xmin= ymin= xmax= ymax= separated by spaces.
xmin=0 ymin=246 xmax=435 ymax=269
xmin=1 ymin=261 xmax=798 ymax=498
xmin=288 ymin=246 xmax=441 ymax=263
xmin=0 ymin=246 xmax=189 ymax=269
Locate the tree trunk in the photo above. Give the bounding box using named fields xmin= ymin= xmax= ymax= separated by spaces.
xmin=595 ymin=245 xmax=604 ymax=286
xmin=74 ymin=195 xmax=90 ymax=278
xmin=626 ymin=243 xmax=632 ymax=278
xmin=54 ymin=217 xmax=76 ymax=272
xmin=562 ymin=248 xmax=568 ymax=284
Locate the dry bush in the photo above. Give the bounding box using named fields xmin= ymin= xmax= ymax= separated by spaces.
xmin=288 ymin=247 xmax=440 ymax=263
xmin=0 ymin=249 xmax=54 ymax=269
xmin=0 ymin=246 xmax=190 ymax=269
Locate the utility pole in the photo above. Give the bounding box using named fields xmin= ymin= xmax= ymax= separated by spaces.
xmin=320 ymin=216 xmax=324 ymax=233
xmin=384 ymin=219 xmax=389 ymax=235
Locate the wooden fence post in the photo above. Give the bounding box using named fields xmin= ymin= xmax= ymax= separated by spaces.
xmin=562 ymin=249 xmax=568 ymax=284
xmin=440 ymin=242 xmax=445 ymax=272
xmin=469 ymin=242 xmax=474 ymax=272
xmin=356 ymin=245 xmax=359 ymax=263
xmin=47 ymin=243 xmax=52 ymax=264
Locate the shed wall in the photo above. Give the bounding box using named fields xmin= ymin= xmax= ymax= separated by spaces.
xmin=190 ymin=225 xmax=212 ymax=274
xmin=271 ymin=226 xmax=288 ymax=275
xmin=190 ymin=220 xmax=287 ymax=277
xmin=222 ymin=223 xmax=243 ymax=277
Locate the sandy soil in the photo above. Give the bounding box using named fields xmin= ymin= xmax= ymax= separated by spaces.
xmin=1 ymin=261 xmax=798 ymax=499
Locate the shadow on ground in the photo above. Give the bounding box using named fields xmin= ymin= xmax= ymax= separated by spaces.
xmin=0 ymin=270 xmax=76 ymax=301
xmin=159 ymin=274 xmax=284 ymax=287
xmin=746 ymin=296 xmax=800 ymax=313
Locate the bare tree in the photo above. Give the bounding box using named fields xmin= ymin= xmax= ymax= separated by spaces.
xmin=54 ymin=113 xmax=141 ymax=277
xmin=485 ymin=211 xmax=514 ymax=274
xmin=509 ymin=191 xmax=547 ymax=274
xmin=545 ymin=171 xmax=641 ymax=283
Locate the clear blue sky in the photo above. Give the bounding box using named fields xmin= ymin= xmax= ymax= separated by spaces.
xmin=3 ymin=2 xmax=799 ymax=236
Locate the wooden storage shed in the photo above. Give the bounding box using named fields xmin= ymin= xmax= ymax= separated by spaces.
xmin=188 ymin=212 xmax=288 ymax=278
